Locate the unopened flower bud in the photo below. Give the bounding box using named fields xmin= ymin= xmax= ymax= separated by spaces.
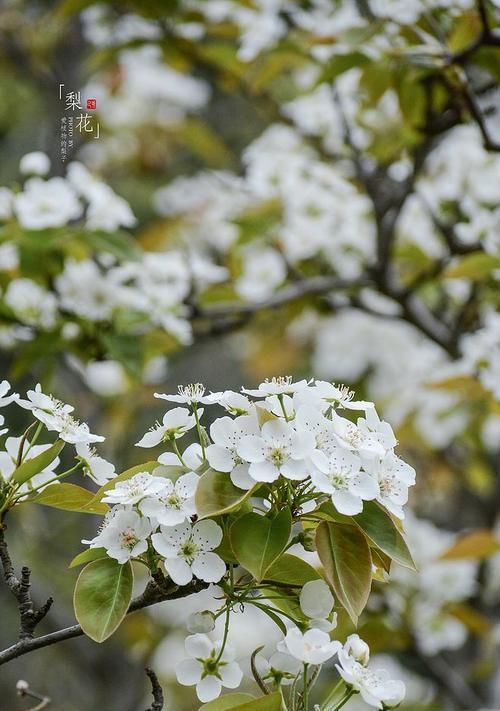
xmin=16 ymin=680 xmax=29 ymax=693
xmin=344 ymin=633 xmax=370 ymax=666
xmin=187 ymin=610 xmax=215 ymax=634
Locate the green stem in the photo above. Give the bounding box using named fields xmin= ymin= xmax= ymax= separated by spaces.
xmin=14 ymin=462 xmax=83 ymax=503
xmin=193 ymin=405 xmax=206 ymax=460
xmin=171 ymin=438 xmax=187 ymax=466
xmin=22 ymin=422 xmax=43 ymax=460
xmin=16 ymin=422 xmax=38 ymax=467
xmin=331 ymin=689 xmax=356 ymax=711
xmin=303 ymin=664 xmax=309 ymax=710
xmin=214 ymin=604 xmax=231 ymax=665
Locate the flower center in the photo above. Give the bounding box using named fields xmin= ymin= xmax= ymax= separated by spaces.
xmin=120 ymin=528 xmax=139 ymax=549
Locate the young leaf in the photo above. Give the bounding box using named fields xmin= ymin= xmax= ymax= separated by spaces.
xmin=230 ymin=510 xmax=292 ymax=582
xmin=198 ymin=695 xmax=256 ymax=711
xmin=32 ymin=483 xmax=109 ymax=514
xmin=353 ymin=502 xmax=415 ymax=570
xmin=263 ymin=554 xmax=321 ymax=587
xmin=69 ymin=547 xmax=107 ymax=568
xmin=316 ymin=521 xmax=372 ymax=625
xmin=195 ymin=468 xmax=256 ymax=519
xmin=74 ymin=558 xmax=133 ymax=642
xmin=439 ymin=529 xmax=500 ymax=560
xmin=12 ymin=440 xmax=65 ymax=485
xmin=443 ymin=252 xmax=500 ymax=280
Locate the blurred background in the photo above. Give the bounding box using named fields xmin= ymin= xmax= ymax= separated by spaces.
xmin=1 ymin=1 xmax=500 ymax=709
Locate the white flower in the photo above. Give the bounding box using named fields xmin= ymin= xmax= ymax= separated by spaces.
xmin=217 ymin=391 xmax=252 ymax=415
xmin=336 ymin=646 xmax=406 ymax=709
xmin=235 ymin=245 xmax=287 ymax=302
xmin=83 ymin=360 xmax=128 ymax=396
xmin=300 ymin=580 xmax=334 ymax=620
xmin=0 ymin=436 xmax=60 ymax=494
xmin=343 ymin=633 xmax=370 ymax=666
xmin=242 ymin=376 xmax=310 ymax=398
xmin=83 ymin=508 xmax=152 ymax=564
xmin=55 ymin=259 xmax=117 ymax=321
xmin=237 ymin=418 xmax=314 ymax=483
xmin=253 ymin=650 xmax=301 ymax=686
xmin=17 ymin=384 xmax=104 ymax=445
xmin=136 ymin=407 xmax=196 ymax=447
xmin=0 ymin=380 xmax=18 ymax=407
xmin=311 ymin=447 xmax=379 ymax=515
xmin=14 ymin=177 xmax=82 ymax=229
xmin=330 ymin=411 xmax=387 ymax=460
xmin=187 ymin=610 xmax=215 ymax=634
xmin=0 ymin=242 xmax=19 ymax=271
xmin=151 ymin=519 xmax=226 ymax=585
xmin=155 ymin=383 xmax=221 ymax=406
xmin=176 ymin=634 xmax=243 ymax=702
xmin=206 ymin=415 xmax=259 ymax=489
xmin=158 ymin=442 xmax=203 ymax=469
xmin=280 ymin=627 xmax=341 ymax=664
xmin=363 ymin=452 xmax=416 ymax=519
xmin=75 ymin=442 xmax=115 ymax=485
xmin=102 ymin=472 xmax=166 ymax=505
xmin=139 ymin=471 xmax=198 ymax=525
xmin=19 ymin=152 xmax=51 ymax=177
xmin=85 ymin=184 xmax=137 ymax=232
xmin=4 ymin=279 xmax=58 ymax=329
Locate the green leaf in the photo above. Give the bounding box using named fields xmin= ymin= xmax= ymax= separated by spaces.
xmin=439 ymin=529 xmax=500 ymax=560
xmin=199 ymin=691 xmax=284 ymax=711
xmin=316 ymin=522 xmax=372 ymax=625
xmin=318 ymin=51 xmax=371 ymax=84
xmin=264 ymin=554 xmax=321 ymax=587
xmin=32 ymin=483 xmax=109 ymax=514
xmin=12 ymin=440 xmax=65 ymax=485
xmin=444 ymin=252 xmax=500 ymax=280
xmin=230 ymin=510 xmax=292 ymax=582
xmin=353 ymin=502 xmax=415 ymax=570
xmin=74 ymin=559 xmax=133 ymax=642
xmin=90 ymin=461 xmax=159 ymax=503
xmin=69 ymin=547 xmax=107 ymax=568
xmin=195 ymin=469 xmax=256 ymax=519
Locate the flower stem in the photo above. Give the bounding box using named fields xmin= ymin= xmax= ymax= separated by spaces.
xmin=303 ymin=664 xmax=309 ymax=710
xmin=193 ymin=405 xmax=206 ymax=460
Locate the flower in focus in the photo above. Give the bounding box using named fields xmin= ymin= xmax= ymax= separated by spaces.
xmin=336 ymin=644 xmax=406 ymax=709
xmin=176 ymin=634 xmax=243 ymax=702
xmin=279 ymin=627 xmax=341 ymax=664
xmin=83 ymin=508 xmax=152 ymax=564
xmin=102 ymin=472 xmax=166 ymax=506
xmin=136 ymin=407 xmax=196 ymax=447
xmin=151 ymin=519 xmax=225 ymax=585
xmin=75 ymin=442 xmax=115 ymax=485
xmin=139 ymin=471 xmax=199 ymax=525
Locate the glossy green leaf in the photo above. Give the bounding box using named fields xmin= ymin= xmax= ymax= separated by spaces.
xmin=230 ymin=510 xmax=292 ymax=582
xmin=195 ymin=468 xmax=256 ymax=519
xmin=69 ymin=547 xmax=107 ymax=569
xmin=12 ymin=440 xmax=65 ymax=485
xmin=199 ymin=695 xmax=256 ymax=711
xmin=74 ymin=558 xmax=133 ymax=642
xmin=32 ymin=483 xmax=109 ymax=514
xmin=316 ymin=521 xmax=372 ymax=625
xmin=264 ymin=554 xmax=321 ymax=587
xmin=353 ymin=502 xmax=415 ymax=570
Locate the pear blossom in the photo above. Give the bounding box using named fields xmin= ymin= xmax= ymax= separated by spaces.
xmin=0 ymin=380 xmax=18 ymax=407
xmin=330 ymin=411 xmax=387 ymax=460
xmin=206 ymin=415 xmax=259 ymax=489
xmin=253 ymin=650 xmax=301 ymax=686
xmin=102 ymin=472 xmax=167 ymax=506
xmin=299 ymin=579 xmax=335 ymax=620
xmin=336 ymin=645 xmax=406 ymax=709
xmin=19 ymin=152 xmax=51 ymax=177
xmin=4 ymin=279 xmax=58 ymax=330
xmin=343 ymin=634 xmax=370 ymax=666
xmin=279 ymin=627 xmax=341 ymax=664
xmin=138 ymin=471 xmax=199 ymax=525
xmin=363 ymin=452 xmax=416 ymax=519
xmin=242 ymin=376 xmax=310 ymax=398
xmin=0 ymin=243 xmax=19 ymax=271
xmin=176 ymin=634 xmax=243 ymax=702
xmin=187 ymin=610 xmax=216 ymax=634
xmin=311 ymin=447 xmax=379 ymax=515
xmin=155 ymin=383 xmax=221 ymax=406
xmin=158 ymin=442 xmax=203 ymax=469
xmin=14 ymin=177 xmax=82 ymax=229
xmin=136 ymin=407 xmax=196 ymax=447
xmin=75 ymin=442 xmax=115 ymax=485
xmin=237 ymin=419 xmax=314 ymax=483
xmin=151 ymin=519 xmax=225 ymax=585
xmin=83 ymin=508 xmax=152 ymax=564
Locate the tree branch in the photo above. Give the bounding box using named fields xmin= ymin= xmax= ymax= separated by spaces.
xmin=0 ymin=578 xmax=207 ymax=667
xmin=145 ymin=668 xmax=164 ymax=711
xmin=0 ymin=525 xmax=53 ymax=642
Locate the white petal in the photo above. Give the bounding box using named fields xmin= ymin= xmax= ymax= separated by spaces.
xmin=164 ymin=557 xmax=193 ymax=585
xmin=196 ymin=676 xmax=222 ymax=703
xmin=192 ymin=520 xmax=223 ymax=550
xmin=176 ymin=659 xmax=202 ymax=685
xmin=175 ymin=471 xmax=199 ymax=498
xmin=185 ymin=633 xmax=213 ymax=658
xmin=237 ymin=434 xmax=266 ymax=463
xmin=350 ymin=472 xmax=379 ymax=499
xmin=220 ymin=661 xmax=243 ymax=688
xmin=136 ymin=428 xmax=164 ymax=448
xmin=281 ymin=458 xmax=308 ymax=481
xmin=206 ymin=444 xmax=235 ymax=472
xmin=191 ymin=552 xmax=226 ymax=583
xmin=332 ymin=490 xmax=363 ymax=516
xmin=230 ymin=463 xmax=254 ymax=490
xmin=249 ymin=460 xmax=279 ymax=483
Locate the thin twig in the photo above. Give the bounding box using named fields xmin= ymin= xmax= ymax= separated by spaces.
xmin=144 ymin=668 xmax=164 ymax=711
